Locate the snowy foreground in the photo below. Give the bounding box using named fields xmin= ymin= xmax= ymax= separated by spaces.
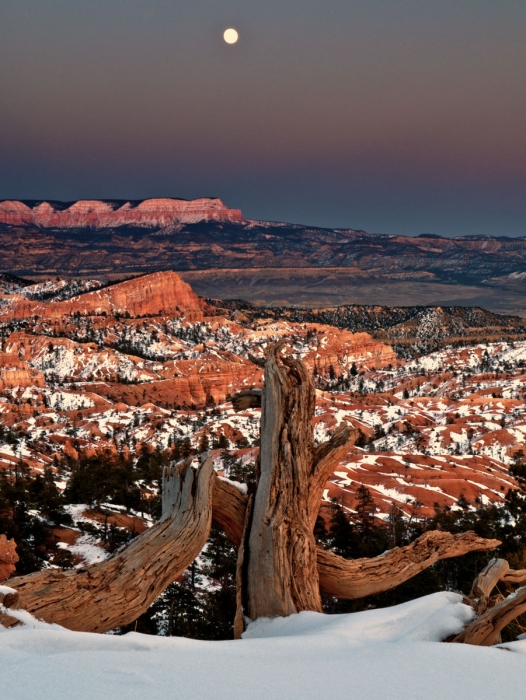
xmin=1 ymin=593 xmax=526 ymax=700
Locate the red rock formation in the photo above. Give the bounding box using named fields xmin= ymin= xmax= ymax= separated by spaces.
xmin=0 ymin=368 xmax=46 ymax=390
xmin=0 ymin=535 xmax=18 ymax=582
xmin=88 ymin=357 xmax=263 ymax=408
xmin=237 ymin=321 xmax=398 ymax=374
xmin=1 ymin=271 xmax=204 ymax=319
xmin=0 ymin=198 xmax=244 ymax=229
xmin=0 ymin=338 xmax=46 ymax=389
xmin=301 ymin=326 xmax=398 ymax=372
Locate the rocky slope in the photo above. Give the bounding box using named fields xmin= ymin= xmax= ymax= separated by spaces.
xmin=220 ymin=301 xmax=526 ymax=358
xmin=0 ymin=270 xmax=204 ymax=321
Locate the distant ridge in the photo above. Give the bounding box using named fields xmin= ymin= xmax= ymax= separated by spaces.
xmin=0 ymin=197 xmax=244 ymax=229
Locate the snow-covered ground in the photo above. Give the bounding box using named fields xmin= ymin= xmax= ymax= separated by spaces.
xmin=1 ymin=592 xmax=525 ymax=700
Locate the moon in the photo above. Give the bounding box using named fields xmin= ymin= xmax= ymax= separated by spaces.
xmin=223 ymin=28 xmax=239 ymax=44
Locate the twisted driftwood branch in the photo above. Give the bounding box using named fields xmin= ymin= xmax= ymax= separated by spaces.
xmin=452 ymin=557 xmax=526 ymax=645
xmin=502 ymin=569 xmax=526 ymax=585
xmin=316 ymin=531 xmax=501 ymax=599
xmin=1 ymin=457 xmax=214 ymax=632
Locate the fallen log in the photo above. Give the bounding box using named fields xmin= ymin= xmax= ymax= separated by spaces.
xmin=1 ymin=457 xmax=214 ymax=633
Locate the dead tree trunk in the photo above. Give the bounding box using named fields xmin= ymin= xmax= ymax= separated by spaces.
xmin=242 ymin=341 xmax=357 ymax=621
xmin=211 ymin=476 xmax=500 ymax=601
xmin=1 ymin=457 xmax=214 ymax=632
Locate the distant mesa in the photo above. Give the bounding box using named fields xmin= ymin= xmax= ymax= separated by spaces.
xmin=0 ymin=197 xmax=245 ymax=229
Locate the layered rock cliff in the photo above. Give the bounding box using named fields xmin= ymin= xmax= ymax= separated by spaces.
xmin=0 ymin=198 xmax=244 ymax=229
xmin=0 ymin=271 xmax=204 ymax=320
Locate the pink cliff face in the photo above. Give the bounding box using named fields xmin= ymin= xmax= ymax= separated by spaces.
xmin=0 ymin=198 xmax=245 ymax=229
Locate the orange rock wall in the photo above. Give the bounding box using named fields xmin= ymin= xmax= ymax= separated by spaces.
xmin=0 ymin=271 xmax=204 ymax=319
xmin=0 ymin=368 xmax=46 ymax=390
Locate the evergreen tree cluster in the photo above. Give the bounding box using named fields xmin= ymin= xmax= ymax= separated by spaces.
xmin=63 ymin=446 xmax=168 ymax=517
xmin=0 ymin=463 xmax=73 ymax=574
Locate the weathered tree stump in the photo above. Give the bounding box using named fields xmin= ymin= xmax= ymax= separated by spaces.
xmin=1 ymin=457 xmax=214 ymax=632
xmin=243 ymin=341 xmax=357 ymax=621
xmin=1 ymin=341 xmax=504 ymax=636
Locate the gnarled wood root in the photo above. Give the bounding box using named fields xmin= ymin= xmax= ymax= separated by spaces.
xmin=451 ymin=557 xmax=526 ymax=645
xmin=453 ymin=585 xmax=526 ymax=646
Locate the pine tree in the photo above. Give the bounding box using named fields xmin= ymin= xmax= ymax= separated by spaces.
xmin=328 ymin=502 xmax=359 ymax=559
xmin=198 ymin=433 xmax=210 ymax=453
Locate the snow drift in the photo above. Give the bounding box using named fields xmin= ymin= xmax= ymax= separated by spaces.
xmin=1 ymin=592 xmax=525 ymax=700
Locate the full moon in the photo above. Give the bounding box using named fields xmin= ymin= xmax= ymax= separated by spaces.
xmin=223 ymin=28 xmax=239 ymax=44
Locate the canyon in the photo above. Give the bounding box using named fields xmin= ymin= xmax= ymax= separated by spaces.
xmin=1 ymin=270 xmax=525 ymax=579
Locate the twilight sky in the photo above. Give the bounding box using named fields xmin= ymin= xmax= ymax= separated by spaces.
xmin=1 ymin=0 xmax=525 ymax=236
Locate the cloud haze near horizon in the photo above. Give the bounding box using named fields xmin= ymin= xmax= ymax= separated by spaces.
xmin=0 ymin=0 xmax=525 ymax=237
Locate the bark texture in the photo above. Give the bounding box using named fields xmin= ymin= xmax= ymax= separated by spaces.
xmin=212 ymin=474 xmax=248 ymax=547
xmin=244 ymin=341 xmax=357 ymax=620
xmin=1 ymin=457 xmax=214 ymax=632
